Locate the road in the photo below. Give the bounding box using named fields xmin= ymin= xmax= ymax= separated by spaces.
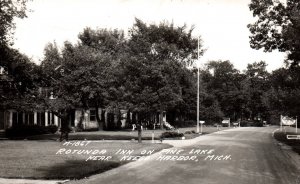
xmin=68 ymin=127 xmax=300 ymax=184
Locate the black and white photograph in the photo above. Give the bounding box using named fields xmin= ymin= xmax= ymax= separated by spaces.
xmin=0 ymin=0 xmax=299 ymax=184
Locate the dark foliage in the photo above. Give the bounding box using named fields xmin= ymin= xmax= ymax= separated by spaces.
xmin=5 ymin=125 xmax=58 ymax=138
xmin=160 ymin=131 xmax=184 ymax=138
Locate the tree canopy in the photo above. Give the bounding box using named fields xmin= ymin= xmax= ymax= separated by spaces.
xmin=0 ymin=0 xmax=28 ymax=46
xmin=0 ymin=0 xmax=40 ymax=111
xmin=3 ymin=13 xmax=300 ymax=130
xmin=248 ymin=0 xmax=300 ymax=66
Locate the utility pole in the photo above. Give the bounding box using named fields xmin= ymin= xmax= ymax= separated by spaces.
xmin=197 ymin=36 xmax=200 ymax=134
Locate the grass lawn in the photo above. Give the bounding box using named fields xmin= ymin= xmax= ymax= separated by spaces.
xmin=24 ymin=126 xmax=230 ymax=141
xmin=0 ymin=126 xmax=232 ymax=180
xmin=0 ymin=141 xmax=171 ymax=180
xmin=181 ymin=126 xmax=232 ymax=139
xmin=273 ymin=128 xmax=300 ymax=155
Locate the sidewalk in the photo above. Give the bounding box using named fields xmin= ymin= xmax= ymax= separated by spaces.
xmin=0 ymin=178 xmax=69 ymax=184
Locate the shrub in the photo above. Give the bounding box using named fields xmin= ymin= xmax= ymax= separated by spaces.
xmin=160 ymin=131 xmax=184 ymax=139
xmin=76 ymin=122 xmax=84 ymax=132
xmin=253 ymin=121 xmax=263 ymax=127
xmin=184 ymin=130 xmax=196 ymax=134
xmin=47 ymin=125 xmax=58 ymax=134
xmin=74 ymin=125 xmax=83 ymax=132
xmin=240 ymin=120 xmax=251 ymax=127
xmin=80 ymin=128 xmax=99 ymax=132
xmin=5 ymin=125 xmax=57 ymax=138
xmin=184 ymin=131 xmax=192 ymax=134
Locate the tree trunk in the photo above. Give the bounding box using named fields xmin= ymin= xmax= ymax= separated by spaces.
xmin=95 ymin=107 xmax=103 ymax=130
xmin=126 ymin=110 xmax=131 ymax=128
xmin=59 ymin=110 xmax=71 ymax=141
xmin=159 ymin=110 xmax=164 ymax=130
xmin=77 ymin=109 xmax=85 ymax=130
xmin=138 ymin=129 xmax=142 ymax=143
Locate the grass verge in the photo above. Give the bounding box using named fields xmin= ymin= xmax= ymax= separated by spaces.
xmin=273 ymin=131 xmax=300 ymax=155
xmin=24 ymin=127 xmax=231 ymax=141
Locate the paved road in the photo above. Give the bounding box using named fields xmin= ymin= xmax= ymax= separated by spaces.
xmin=68 ymin=127 xmax=300 ymax=184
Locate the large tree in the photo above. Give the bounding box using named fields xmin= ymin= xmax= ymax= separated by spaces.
xmin=0 ymin=49 xmax=40 ymax=111
xmin=0 ymin=0 xmax=28 ymax=46
xmin=118 ymin=19 xmax=202 ymax=129
xmin=244 ymin=61 xmax=270 ymax=121
xmin=268 ymin=66 xmax=300 ymax=118
xmin=0 ymin=0 xmax=31 ymax=85
xmin=0 ymin=0 xmax=37 ymax=111
xmin=202 ymin=60 xmax=246 ymax=121
xmin=40 ymin=19 xmax=205 ymax=131
xmin=248 ymin=0 xmax=300 ymax=66
xmin=41 ymin=28 xmax=125 ymax=130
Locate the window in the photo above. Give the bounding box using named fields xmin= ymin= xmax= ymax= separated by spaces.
xmin=90 ymin=109 xmax=96 ymax=121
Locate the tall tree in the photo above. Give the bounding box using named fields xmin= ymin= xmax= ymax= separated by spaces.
xmin=0 ymin=0 xmax=31 ymax=85
xmin=78 ymin=27 xmax=126 ymax=56
xmin=0 ymin=49 xmax=40 ymax=111
xmin=203 ymin=60 xmax=246 ymax=121
xmin=268 ymin=66 xmax=300 ymax=118
xmin=119 ymin=19 xmax=202 ymax=129
xmin=0 ymin=0 xmax=28 ymax=46
xmin=0 ymin=0 xmax=37 ymax=111
xmin=248 ymin=0 xmax=300 ymax=66
xmin=41 ymin=36 xmax=121 ymax=130
xmin=244 ymin=61 xmax=270 ymax=121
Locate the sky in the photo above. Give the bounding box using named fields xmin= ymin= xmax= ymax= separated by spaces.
xmin=12 ymin=0 xmax=286 ymax=71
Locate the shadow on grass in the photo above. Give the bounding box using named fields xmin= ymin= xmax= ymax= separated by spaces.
xmin=274 ymin=131 xmax=300 ymax=155
xmin=38 ymin=160 xmax=124 ymax=180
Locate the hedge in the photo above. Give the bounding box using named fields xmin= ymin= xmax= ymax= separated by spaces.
xmin=160 ymin=131 xmax=184 ymax=139
xmin=5 ymin=125 xmax=58 ymax=138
